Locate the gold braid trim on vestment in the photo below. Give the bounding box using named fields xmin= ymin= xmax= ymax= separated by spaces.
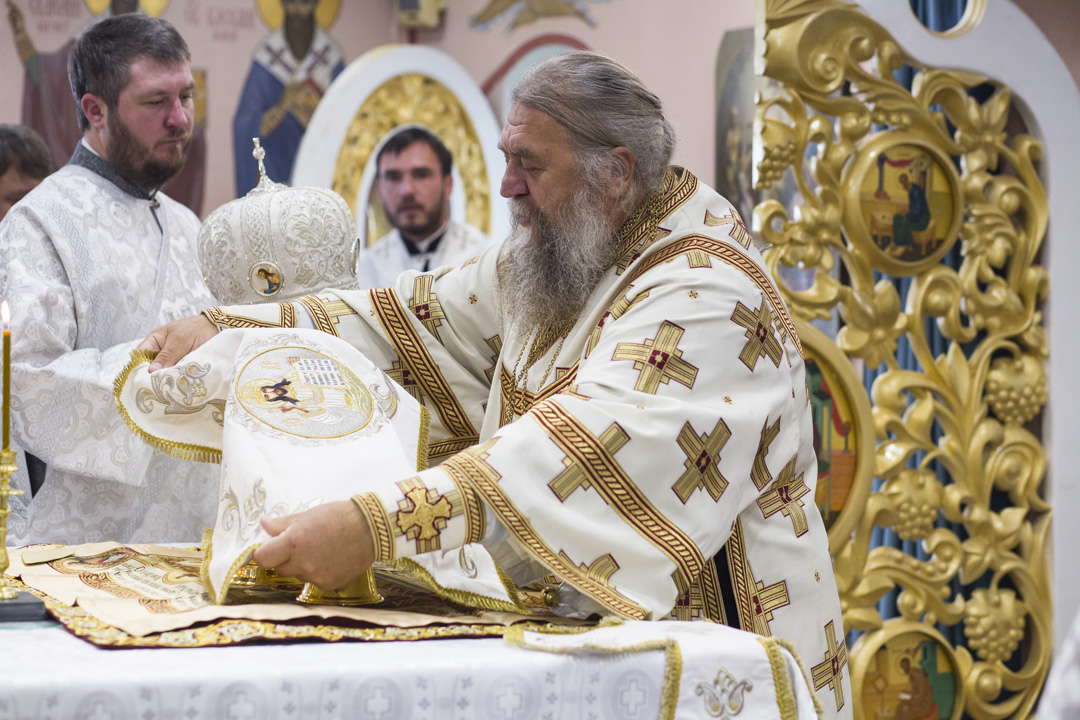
xmin=198 ymin=528 xmax=264 ymax=606
xmin=113 ymin=349 xmax=223 ymax=464
xmin=530 ymin=401 xmax=707 ymax=586
xmin=767 ymin=635 xmax=825 ymax=720
xmin=503 ymin=623 xmax=682 ymax=720
xmin=614 ymin=167 xmax=700 ymax=274
xmin=428 ymin=436 xmax=480 ymax=464
xmin=498 ymin=362 xmax=579 ymax=423
xmin=416 ymin=406 xmax=431 ymax=471
xmin=389 ymin=556 xmax=528 ymax=614
xmin=439 ymin=463 xmax=487 ymax=545
xmin=758 ymin=636 xmax=800 ymax=720
xmin=697 ymin=561 xmax=726 ymax=624
xmin=296 ymin=294 xmax=339 ymax=337
xmin=353 ymin=493 xmax=396 ymax=563
xmin=369 ymin=288 xmax=477 ymax=439
xmin=203 ymin=303 xmax=297 ymax=329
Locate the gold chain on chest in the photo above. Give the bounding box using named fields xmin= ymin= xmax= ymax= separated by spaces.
xmin=502 ymin=324 xmax=571 ymax=426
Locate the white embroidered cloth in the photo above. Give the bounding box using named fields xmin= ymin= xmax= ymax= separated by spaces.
xmin=0 ymin=620 xmax=820 ymax=720
xmin=114 ymin=329 xmax=431 ymax=602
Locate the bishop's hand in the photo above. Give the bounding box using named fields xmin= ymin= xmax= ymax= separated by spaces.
xmin=253 ymin=501 xmax=376 ymax=590
xmin=137 ymin=313 xmax=219 ymax=372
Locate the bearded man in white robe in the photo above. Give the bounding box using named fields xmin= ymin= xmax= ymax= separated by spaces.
xmin=0 ymin=15 xmax=217 ymax=544
xmin=142 ymin=51 xmax=853 ymax=719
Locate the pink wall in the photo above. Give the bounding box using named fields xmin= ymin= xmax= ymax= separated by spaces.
xmin=399 ymin=0 xmax=754 ymax=194
xmin=0 ymin=0 xmax=1075 ymax=220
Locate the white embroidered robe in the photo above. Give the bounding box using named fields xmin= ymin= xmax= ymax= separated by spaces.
xmin=0 ymin=145 xmax=219 ymax=544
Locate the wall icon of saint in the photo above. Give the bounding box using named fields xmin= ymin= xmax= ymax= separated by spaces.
xmin=863 ymin=149 xmax=950 ymax=263
xmin=232 ymin=0 xmax=344 ymax=196
xmin=5 ymin=0 xmax=208 ymax=214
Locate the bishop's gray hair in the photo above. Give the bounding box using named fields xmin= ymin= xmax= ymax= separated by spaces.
xmin=510 ymin=51 xmax=675 ymax=209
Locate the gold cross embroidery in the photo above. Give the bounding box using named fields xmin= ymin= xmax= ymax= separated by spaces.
xmin=484 ymin=335 xmax=502 ymax=383
xmin=387 ymin=360 xmax=423 ymax=403
xmin=408 ymin=275 xmax=446 ymax=341
xmin=731 ymin=298 xmax=783 ymax=371
xmin=671 ymin=571 xmax=706 ymax=621
xmin=705 ymin=208 xmax=752 ymax=250
xmin=757 ymin=455 xmax=811 ymax=536
xmin=558 ymin=550 xmax=619 ymax=586
xmin=585 ymin=288 xmax=649 ymax=358
xmin=549 ymin=424 xmax=630 ymax=501
xmin=812 ymin=620 xmax=848 ymax=712
xmin=748 ymin=576 xmax=790 ymax=635
xmin=686 ymin=248 xmax=713 ymax=268
xmin=393 ymin=478 xmax=461 ymax=554
xmin=672 ymin=419 xmax=731 ymax=502
xmin=751 ymin=417 xmax=781 ymax=490
xmin=612 ymin=321 xmax=698 ymax=394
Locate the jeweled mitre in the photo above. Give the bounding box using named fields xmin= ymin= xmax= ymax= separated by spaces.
xmin=197 ymin=141 xmax=359 ymax=304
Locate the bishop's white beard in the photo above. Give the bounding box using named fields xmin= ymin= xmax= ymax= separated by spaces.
xmin=496 ymin=182 xmax=620 ymax=336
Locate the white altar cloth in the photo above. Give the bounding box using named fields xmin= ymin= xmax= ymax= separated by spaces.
xmin=0 ymin=619 xmax=819 ymax=720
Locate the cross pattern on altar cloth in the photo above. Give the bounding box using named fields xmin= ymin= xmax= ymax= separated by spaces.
xmin=619 ymin=676 xmax=649 ymax=715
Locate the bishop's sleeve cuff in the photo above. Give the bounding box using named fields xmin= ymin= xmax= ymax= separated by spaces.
xmin=202 ymin=301 xmax=304 ymax=329
xmin=351 ymin=467 xmax=487 ymax=564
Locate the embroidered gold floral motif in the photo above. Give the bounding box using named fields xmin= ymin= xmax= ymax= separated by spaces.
xmin=696 ymin=667 xmax=753 ymax=718
xmin=134 ymin=359 xmax=225 ymax=424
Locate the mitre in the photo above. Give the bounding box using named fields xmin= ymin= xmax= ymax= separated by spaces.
xmin=198 ymin=139 xmax=359 ymax=304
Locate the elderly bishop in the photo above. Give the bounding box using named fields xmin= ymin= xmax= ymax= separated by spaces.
xmin=142 ymin=51 xmax=852 ymax=719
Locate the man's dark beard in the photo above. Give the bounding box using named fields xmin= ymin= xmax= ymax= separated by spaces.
xmin=106 ymin=112 xmax=189 ymax=190
xmin=496 ymin=180 xmax=620 ymax=335
xmin=393 ymin=195 xmax=446 ymax=240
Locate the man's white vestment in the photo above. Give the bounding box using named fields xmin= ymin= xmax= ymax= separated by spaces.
xmin=0 ymin=143 xmax=219 ymax=544
xmin=204 ymin=168 xmax=853 ymax=719
xmin=356 ymin=220 xmax=492 ymax=289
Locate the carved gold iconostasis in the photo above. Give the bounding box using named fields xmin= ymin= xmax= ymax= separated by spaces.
xmin=755 ymin=0 xmax=1050 ymax=717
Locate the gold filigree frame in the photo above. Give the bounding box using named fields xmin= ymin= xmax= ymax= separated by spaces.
xmin=841 ymin=132 xmax=963 ymax=277
xmin=757 ymin=0 xmax=1051 ymax=716
xmin=794 ymin=317 xmax=874 ymax=547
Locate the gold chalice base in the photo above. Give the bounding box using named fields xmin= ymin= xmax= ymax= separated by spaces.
xmin=297 ymin=568 xmax=382 ymax=606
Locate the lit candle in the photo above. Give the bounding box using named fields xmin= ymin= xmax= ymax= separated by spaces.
xmin=2 ymin=300 xmax=9 ymax=450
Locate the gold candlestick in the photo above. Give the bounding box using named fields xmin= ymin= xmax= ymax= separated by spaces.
xmin=0 ymin=449 xmax=23 ymax=600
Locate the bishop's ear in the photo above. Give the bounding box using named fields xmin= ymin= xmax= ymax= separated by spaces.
xmin=607 ymin=146 xmax=636 ymax=196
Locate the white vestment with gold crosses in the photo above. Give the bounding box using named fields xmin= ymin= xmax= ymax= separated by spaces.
xmin=204 ymin=168 xmax=853 ymax=719
xmin=0 ymin=144 xmax=219 ymax=545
